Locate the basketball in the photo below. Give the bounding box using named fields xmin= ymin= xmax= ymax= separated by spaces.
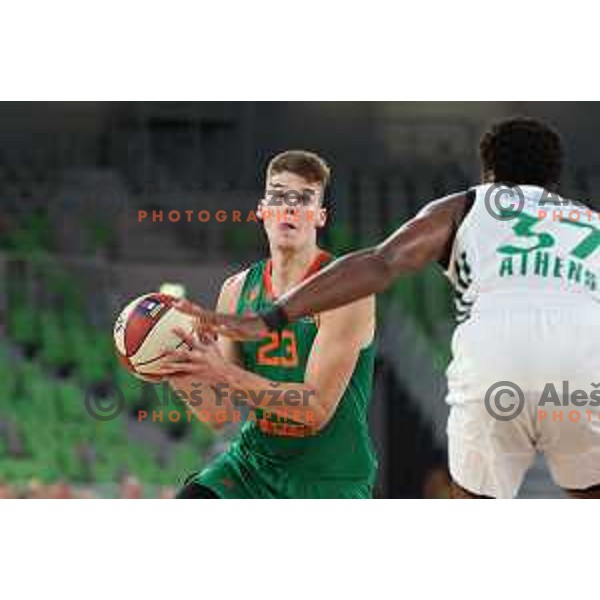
xmin=114 ymin=292 xmax=197 ymax=382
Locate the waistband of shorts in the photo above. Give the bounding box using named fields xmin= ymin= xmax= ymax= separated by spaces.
xmin=472 ymin=290 xmax=600 ymax=312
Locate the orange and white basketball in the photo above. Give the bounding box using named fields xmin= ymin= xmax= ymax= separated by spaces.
xmin=113 ymin=293 xmax=196 ymax=382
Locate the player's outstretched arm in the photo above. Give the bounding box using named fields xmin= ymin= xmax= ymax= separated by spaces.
xmin=274 ymin=192 xmax=468 ymax=323
xmin=174 ymin=192 xmax=468 ymax=340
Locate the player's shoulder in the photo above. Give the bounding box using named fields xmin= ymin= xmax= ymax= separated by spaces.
xmin=423 ymin=189 xmax=474 ymax=213
xmin=417 ymin=189 xmax=476 ymax=271
xmin=220 ymin=268 xmax=250 ymax=296
xmin=219 ymin=257 xmax=272 ymax=308
xmin=217 ymin=268 xmax=251 ymax=313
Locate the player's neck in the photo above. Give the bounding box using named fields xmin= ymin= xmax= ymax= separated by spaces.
xmin=269 ymin=244 xmax=322 ymax=297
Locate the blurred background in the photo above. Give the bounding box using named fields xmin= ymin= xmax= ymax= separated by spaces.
xmin=1 ymin=101 xmax=598 ymax=499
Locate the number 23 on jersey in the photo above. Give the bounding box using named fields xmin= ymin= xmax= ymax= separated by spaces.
xmin=256 ymin=330 xmax=299 ymax=367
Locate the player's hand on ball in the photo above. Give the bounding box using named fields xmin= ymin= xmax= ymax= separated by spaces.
xmin=175 ymin=299 xmax=268 ymax=341
xmin=156 ymin=327 xmax=226 ymax=385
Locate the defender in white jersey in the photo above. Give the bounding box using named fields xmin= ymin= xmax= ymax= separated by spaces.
xmin=181 ymin=117 xmax=600 ymax=499
xmin=445 ymin=183 xmax=600 ymax=497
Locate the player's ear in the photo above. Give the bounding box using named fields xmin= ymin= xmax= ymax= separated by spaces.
xmin=256 ymin=198 xmax=266 ymax=221
xmin=315 ymin=206 xmax=327 ymax=229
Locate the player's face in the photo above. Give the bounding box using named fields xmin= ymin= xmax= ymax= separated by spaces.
xmin=259 ymin=171 xmax=327 ymax=251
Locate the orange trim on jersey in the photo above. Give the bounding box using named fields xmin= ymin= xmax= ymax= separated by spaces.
xmin=263 ymin=261 xmax=274 ymax=298
xmin=263 ymin=250 xmax=332 ymax=300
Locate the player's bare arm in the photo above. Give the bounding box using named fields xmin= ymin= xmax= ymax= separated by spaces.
xmin=163 ymin=295 xmax=375 ymax=431
xmin=212 ymin=270 xmax=247 ymax=363
xmin=275 ymin=192 xmax=468 ymax=320
xmin=177 ymin=192 xmax=468 ymax=339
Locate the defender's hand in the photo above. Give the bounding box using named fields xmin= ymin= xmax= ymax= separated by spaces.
xmin=174 ymin=299 xmax=268 ymax=341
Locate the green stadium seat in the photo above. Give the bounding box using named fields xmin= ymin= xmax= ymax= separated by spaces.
xmin=39 ymin=311 xmax=71 ymax=370
xmin=9 ymin=304 xmax=38 ymax=348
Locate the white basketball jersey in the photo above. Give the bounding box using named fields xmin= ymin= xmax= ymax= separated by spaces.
xmin=444 ymin=186 xmax=600 ymax=497
xmin=446 ymin=184 xmax=600 ymax=323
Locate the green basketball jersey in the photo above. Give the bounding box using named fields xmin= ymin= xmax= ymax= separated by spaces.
xmin=211 ymin=250 xmax=378 ymax=496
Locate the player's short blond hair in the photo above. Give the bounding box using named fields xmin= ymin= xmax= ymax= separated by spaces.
xmin=267 ymin=150 xmax=331 ymax=191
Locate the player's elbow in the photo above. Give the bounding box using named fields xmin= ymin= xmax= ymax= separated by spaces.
xmin=306 ymin=393 xmax=336 ymax=432
xmin=311 ymin=408 xmax=333 ymax=432
xmin=370 ymin=247 xmax=402 ymax=291
xmin=373 ymin=241 xmax=426 ymax=282
xmin=299 ymin=387 xmax=327 ymax=431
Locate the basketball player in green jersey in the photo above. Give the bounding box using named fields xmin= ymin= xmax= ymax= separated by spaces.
xmin=159 ymin=150 xmax=377 ymax=499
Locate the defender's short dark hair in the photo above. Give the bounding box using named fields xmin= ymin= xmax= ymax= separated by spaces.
xmin=479 ymin=117 xmax=563 ymax=187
